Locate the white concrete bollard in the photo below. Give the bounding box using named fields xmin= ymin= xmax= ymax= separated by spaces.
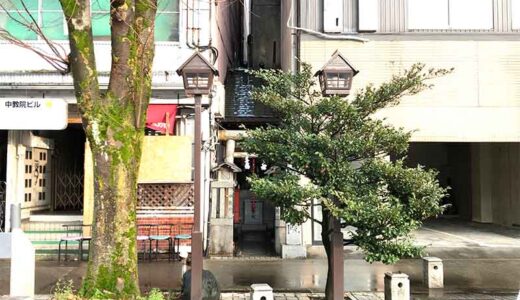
xmin=423 ymin=257 xmax=444 ymax=288
xmin=10 ymin=229 xmax=35 ymax=298
xmin=384 ymin=272 xmax=410 ymax=300
xmin=250 ymin=283 xmax=273 ymax=300
xmin=0 ymin=230 xmax=35 ymax=298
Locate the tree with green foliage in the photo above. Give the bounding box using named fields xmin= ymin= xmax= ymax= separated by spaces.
xmin=242 ymin=63 xmax=451 ymax=299
xmin=1 ymin=0 xmax=158 ymax=298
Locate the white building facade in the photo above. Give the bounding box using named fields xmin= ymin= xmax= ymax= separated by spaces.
xmin=272 ymin=0 xmax=520 ymax=254
xmin=0 ymin=0 xmax=240 ymax=257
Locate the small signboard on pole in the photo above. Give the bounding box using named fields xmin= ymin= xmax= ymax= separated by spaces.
xmin=0 ymin=98 xmax=68 ymax=130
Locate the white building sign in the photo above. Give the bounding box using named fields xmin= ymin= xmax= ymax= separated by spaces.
xmin=0 ymin=99 xmax=68 ymax=130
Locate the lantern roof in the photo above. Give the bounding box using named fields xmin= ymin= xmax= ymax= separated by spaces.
xmin=314 ymin=50 xmax=359 ymax=76
xmin=176 ymin=51 xmax=218 ymax=76
xmin=212 ymin=162 xmax=242 ymax=173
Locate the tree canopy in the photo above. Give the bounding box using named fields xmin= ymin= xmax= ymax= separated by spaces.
xmin=243 ymin=63 xmax=451 ymax=263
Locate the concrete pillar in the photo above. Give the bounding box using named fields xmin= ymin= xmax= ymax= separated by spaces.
xmin=384 ymin=273 xmax=410 ymax=300
xmin=208 ymin=217 xmax=234 ymax=256
xmin=471 ymin=143 xmax=493 ymax=223
xmin=10 ymin=228 xmax=35 ymax=298
xmin=5 ymin=131 xmax=24 ymax=231
xmin=250 ymin=283 xmax=273 ymax=300
xmin=423 ymin=257 xmax=444 ymax=288
xmin=83 ymin=141 xmax=94 ymax=233
xmin=10 ymin=204 xmax=20 ymax=230
xmin=511 ymin=144 xmax=520 ymax=226
xmin=281 ymin=222 xmax=307 ymax=258
xmin=209 ymin=184 xmax=234 ymax=256
xmin=274 ymin=207 xmax=285 ymax=255
xmin=280 ymin=0 xmax=296 ymax=72
xmin=225 ymin=140 xmax=235 ymax=164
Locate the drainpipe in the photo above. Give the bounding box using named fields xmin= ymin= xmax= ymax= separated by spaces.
xmin=242 ymin=0 xmax=251 ymax=66
xmin=185 ymin=0 xmax=217 ymax=64
xmin=185 ymin=0 xmax=195 ymax=49
xmin=294 ymin=0 xmax=300 ymax=73
xmin=204 ymin=105 xmax=214 ymax=256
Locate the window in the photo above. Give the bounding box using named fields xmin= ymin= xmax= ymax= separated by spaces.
xmin=91 ymin=0 xmax=111 ymax=39
xmin=325 ymin=72 xmax=352 ymax=89
xmin=513 ymin=0 xmax=520 ymax=30
xmin=41 ymin=1 xmax=68 ymax=40
xmin=155 ymin=0 xmax=180 ymax=42
xmin=408 ymin=0 xmax=493 ymax=30
xmin=1 ymin=0 xmax=180 ymax=41
xmin=0 ymin=0 xmax=38 ymax=40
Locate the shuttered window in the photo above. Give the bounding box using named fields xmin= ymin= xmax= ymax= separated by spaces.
xmin=449 ymin=0 xmax=493 ymax=30
xmin=513 ymin=0 xmax=520 ymax=29
xmin=323 ymin=0 xmax=344 ymax=33
xmin=408 ymin=0 xmax=449 ymax=30
xmin=358 ymin=0 xmax=378 ymax=32
xmin=408 ymin=0 xmax=493 ymax=30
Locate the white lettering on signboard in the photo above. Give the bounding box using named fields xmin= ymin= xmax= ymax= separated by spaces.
xmin=0 ymin=99 xmax=68 ymax=130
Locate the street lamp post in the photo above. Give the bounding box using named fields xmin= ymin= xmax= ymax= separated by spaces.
xmin=315 ymin=50 xmax=359 ymax=300
xmin=177 ymin=52 xmax=218 ymax=300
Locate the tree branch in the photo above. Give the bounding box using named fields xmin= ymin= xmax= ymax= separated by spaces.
xmin=0 ymin=2 xmax=69 ymax=73
xmin=107 ymin=0 xmax=134 ymax=105
xmin=343 ymin=239 xmax=355 ymax=246
xmin=132 ymin=0 xmax=157 ymax=129
xmin=61 ymin=0 xmax=101 ymax=129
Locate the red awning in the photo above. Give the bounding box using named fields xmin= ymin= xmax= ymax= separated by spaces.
xmin=146 ymin=104 xmax=177 ymax=135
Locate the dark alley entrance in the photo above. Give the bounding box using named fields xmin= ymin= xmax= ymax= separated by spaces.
xmin=404 ymin=142 xmax=520 ymax=229
xmin=233 ymin=157 xmax=277 ymax=257
xmin=405 ymin=143 xmax=472 ymax=220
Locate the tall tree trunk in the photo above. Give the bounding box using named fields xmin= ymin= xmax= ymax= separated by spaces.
xmin=81 ymin=121 xmax=143 ymax=298
xmin=322 ymin=208 xmax=334 ymax=300
xmin=59 ymin=0 xmax=157 ymax=296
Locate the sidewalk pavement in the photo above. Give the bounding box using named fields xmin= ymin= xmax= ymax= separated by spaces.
xmin=1 ymin=250 xmax=520 ymax=296
xmin=219 ymin=292 xmax=378 ymax=300
xmin=2 ymin=219 xmax=520 ymax=298
xmin=1 ymin=291 xmax=519 ymax=300
xmin=221 ymin=291 xmax=519 ymax=300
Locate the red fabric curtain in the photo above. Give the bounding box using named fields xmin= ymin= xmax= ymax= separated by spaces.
xmin=146 ymin=104 xmax=177 ymax=135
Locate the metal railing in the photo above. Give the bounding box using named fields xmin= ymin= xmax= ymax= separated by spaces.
xmin=0 ymin=181 xmax=6 ymax=232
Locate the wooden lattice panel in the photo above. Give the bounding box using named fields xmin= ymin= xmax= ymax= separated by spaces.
xmin=137 ymin=183 xmax=194 ymax=209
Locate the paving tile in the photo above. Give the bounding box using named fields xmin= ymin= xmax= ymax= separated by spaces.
xmin=220 ymin=293 xmax=233 ymax=300
xmin=348 ymin=292 xmax=384 ymax=300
